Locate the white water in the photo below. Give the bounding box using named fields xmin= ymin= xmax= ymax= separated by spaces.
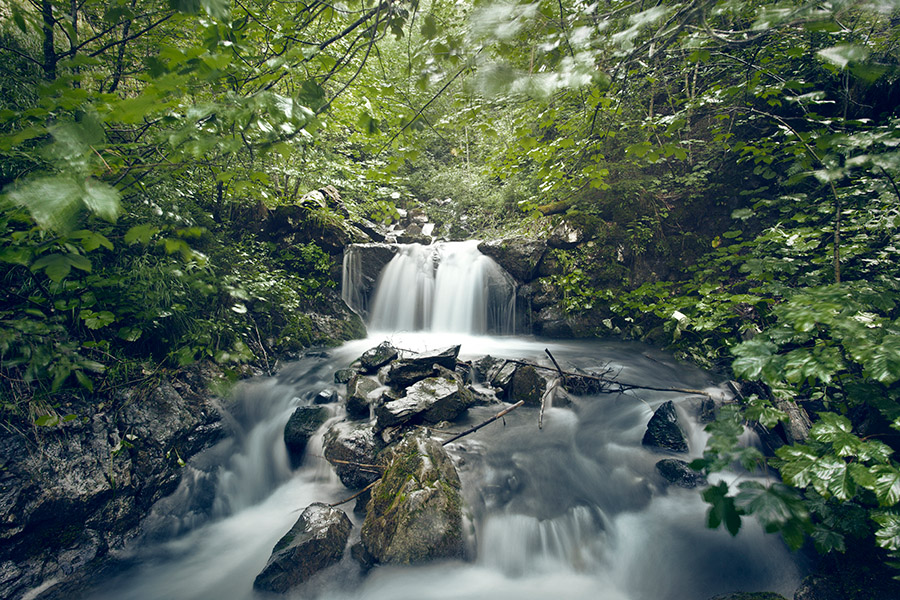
xmin=79 ymin=247 xmax=804 ymax=600
xmin=347 ymin=241 xmax=517 ymax=335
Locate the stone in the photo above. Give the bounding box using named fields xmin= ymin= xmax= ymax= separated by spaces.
xmin=477 ymin=238 xmax=547 ymax=282
xmin=655 ymin=458 xmax=706 ymax=488
xmin=793 ymin=575 xmax=844 ymax=600
xmin=334 ymin=368 xmax=355 ymax=384
xmin=533 ymin=305 xmax=575 ymax=338
xmin=253 ymin=503 xmax=352 ymax=593
xmin=361 ymin=431 xmax=465 ymax=564
xmin=346 ymin=374 xmax=381 ymax=419
xmin=323 ymin=422 xmax=384 ymax=489
xmin=384 ymin=345 xmax=461 ymax=388
xmin=375 ymin=373 xmax=473 ymax=429
xmin=358 ymin=341 xmax=399 ymax=374
xmin=547 ymin=220 xmax=584 ymax=249
xmin=283 ymin=406 xmax=330 ymax=467
xmin=486 ymin=361 xmax=517 ymax=391
xmin=509 ymin=365 xmax=546 ymax=406
xmin=642 ymin=401 xmax=689 ymax=453
xmin=470 ymin=355 xmax=502 ymax=384
xmin=314 ymin=389 xmax=339 ymax=404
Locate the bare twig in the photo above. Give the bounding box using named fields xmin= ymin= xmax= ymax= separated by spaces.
xmin=328 ymin=479 xmax=379 ymax=508
xmin=441 ymin=400 xmax=525 ymax=446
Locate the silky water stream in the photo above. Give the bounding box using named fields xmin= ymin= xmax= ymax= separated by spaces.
xmin=86 ymin=243 xmax=804 ymax=600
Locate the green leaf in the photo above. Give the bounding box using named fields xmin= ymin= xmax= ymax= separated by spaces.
xmin=874 ymin=512 xmax=900 ymax=551
xmin=75 ymin=369 xmax=94 ymax=392
xmin=702 ymin=481 xmax=743 ymax=536
xmin=80 ymin=310 xmax=115 ymax=329
xmin=34 ymin=415 xmax=60 ymax=427
xmin=31 ymin=253 xmax=72 ymax=282
xmin=124 ymin=224 xmax=160 ymax=245
xmin=118 ymin=326 xmax=143 ymax=342
xmin=81 ymin=181 xmax=121 ymax=223
xmin=732 ymin=338 xmax=777 ymax=380
xmin=873 ymin=466 xmax=900 ymax=506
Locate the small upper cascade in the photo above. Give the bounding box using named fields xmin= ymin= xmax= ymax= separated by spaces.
xmin=342 ymin=241 xmax=516 ymax=335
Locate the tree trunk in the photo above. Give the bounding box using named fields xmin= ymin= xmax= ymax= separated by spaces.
xmin=42 ymin=0 xmax=57 ymax=80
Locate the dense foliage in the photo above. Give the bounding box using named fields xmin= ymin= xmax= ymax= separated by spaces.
xmin=3 ymin=0 xmax=900 ymax=589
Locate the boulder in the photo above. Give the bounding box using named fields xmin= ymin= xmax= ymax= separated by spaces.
xmin=375 ymin=373 xmax=473 ymax=430
xmin=547 ymin=220 xmax=584 ymax=249
xmin=360 ymin=431 xmax=465 ymax=564
xmin=284 ymin=406 xmax=330 ymax=467
xmin=346 ymin=374 xmax=381 ymax=419
xmin=334 ymin=368 xmax=355 ymax=384
xmin=533 ymin=305 xmax=575 ymax=338
xmin=509 ymin=365 xmax=546 ymax=406
xmin=323 ymin=422 xmax=384 ymax=489
xmin=477 ymin=238 xmax=547 ymax=282
xmin=655 ymin=459 xmax=706 ymax=488
xmin=470 ymin=355 xmax=502 ymax=384
xmin=384 ymin=345 xmax=461 ymax=389
xmin=642 ymin=401 xmax=688 ymax=453
xmin=358 ymin=341 xmax=399 ymax=374
xmin=253 ymin=503 xmax=352 ymax=593
xmin=486 ymin=361 xmax=517 ymax=391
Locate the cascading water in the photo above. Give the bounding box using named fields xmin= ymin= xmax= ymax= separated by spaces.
xmin=77 ymin=246 xmax=805 ymax=600
xmin=343 ymin=241 xmax=517 ymax=335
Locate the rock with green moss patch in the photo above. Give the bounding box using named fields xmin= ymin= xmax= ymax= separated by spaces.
xmin=509 ymin=365 xmax=546 ymax=406
xmin=253 ymin=502 xmax=352 ymax=593
xmin=358 ymin=342 xmax=399 ymax=374
xmin=360 ymin=430 xmax=465 ymax=564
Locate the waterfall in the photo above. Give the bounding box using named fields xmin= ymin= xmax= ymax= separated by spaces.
xmin=344 ymin=241 xmax=517 ymax=335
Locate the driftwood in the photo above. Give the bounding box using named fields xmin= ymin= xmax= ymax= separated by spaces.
xmin=441 ymin=400 xmax=525 ymax=445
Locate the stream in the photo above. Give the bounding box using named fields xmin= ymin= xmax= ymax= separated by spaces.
xmin=86 ymin=242 xmax=804 ymax=600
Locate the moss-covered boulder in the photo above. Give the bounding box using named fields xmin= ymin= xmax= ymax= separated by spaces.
xmin=477 ymin=238 xmax=547 ymax=282
xmin=360 ymin=431 xmax=466 ymax=564
xmin=253 ymin=503 xmax=352 ymax=593
xmin=642 ymin=401 xmax=688 ymax=453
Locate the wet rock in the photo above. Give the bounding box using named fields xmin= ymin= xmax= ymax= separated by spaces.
xmin=470 ymin=356 xmax=502 ymax=384
xmin=284 ymin=406 xmax=330 ymax=466
xmin=793 ymin=575 xmax=844 ymax=600
xmin=361 ymin=431 xmax=465 ymax=564
xmin=323 ymin=422 xmax=384 ymax=489
xmin=314 ymin=389 xmax=340 ymax=405
xmin=698 ymin=397 xmax=718 ymax=423
xmin=384 ymin=345 xmax=461 ymax=389
xmin=533 ymin=305 xmax=575 ymax=338
xmin=253 ymin=503 xmax=352 ymax=593
xmin=509 ymin=365 xmax=546 ymax=406
xmin=341 ymin=243 xmax=399 ymax=317
xmin=375 ymin=373 xmax=473 ymax=429
xmin=346 ymin=374 xmax=381 ymax=419
xmin=358 ymin=341 xmax=399 ymax=374
xmin=642 ymin=401 xmax=688 ymax=453
xmin=655 ymin=459 xmax=706 ymax=488
xmin=334 ymin=368 xmax=355 ymax=384
xmin=477 ymin=238 xmax=547 ymax=282
xmin=548 ymin=220 xmax=584 ymax=249
xmin=486 ymin=361 xmax=517 ymax=392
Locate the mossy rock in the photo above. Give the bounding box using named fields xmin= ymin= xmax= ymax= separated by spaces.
xmin=360 ymin=430 xmax=465 ymax=564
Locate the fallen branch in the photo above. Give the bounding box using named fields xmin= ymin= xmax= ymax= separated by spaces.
xmin=544 ymin=348 xmax=567 ymax=386
xmin=312 ymin=455 xmax=384 ymax=471
xmin=441 ymin=400 xmax=525 ymax=445
xmin=328 ymin=479 xmax=379 ymax=508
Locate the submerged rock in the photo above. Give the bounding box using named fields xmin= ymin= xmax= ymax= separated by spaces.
xmin=253 ymin=503 xmax=352 ymax=593
xmin=360 ymin=431 xmax=465 ymax=564
xmin=284 ymin=406 xmax=330 ymax=467
xmin=655 ymin=458 xmax=706 ymax=488
xmin=642 ymin=401 xmax=688 ymax=453
xmin=323 ymin=422 xmax=384 ymax=489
